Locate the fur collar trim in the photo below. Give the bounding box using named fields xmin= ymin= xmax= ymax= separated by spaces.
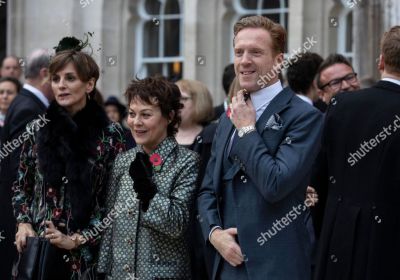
xmin=37 ymin=99 xmax=109 ymax=229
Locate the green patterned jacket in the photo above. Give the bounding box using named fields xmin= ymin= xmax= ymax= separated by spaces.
xmin=97 ymin=136 xmax=199 ymax=280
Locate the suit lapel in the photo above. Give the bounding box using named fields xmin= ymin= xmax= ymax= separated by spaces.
xmin=256 ymin=86 xmax=294 ymax=132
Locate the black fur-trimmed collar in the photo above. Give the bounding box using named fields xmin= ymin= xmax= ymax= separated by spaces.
xmin=37 ymin=99 xmax=109 ymax=230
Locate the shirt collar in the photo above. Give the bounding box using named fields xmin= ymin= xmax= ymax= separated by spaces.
xmin=382 ymin=78 xmax=400 ymax=86
xmin=296 ymin=94 xmax=313 ymax=105
xmin=250 ymin=81 xmax=283 ymax=120
xmin=23 ymin=84 xmax=50 ymax=108
xmin=251 ymin=81 xmax=283 ymax=109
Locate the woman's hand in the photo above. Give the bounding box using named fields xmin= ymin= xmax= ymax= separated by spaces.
xmin=129 ymin=152 xmax=157 ymax=212
xmin=44 ymin=221 xmax=76 ymax=250
xmin=305 ymin=186 xmax=319 ymax=207
xmin=15 ymin=223 xmax=37 ymax=253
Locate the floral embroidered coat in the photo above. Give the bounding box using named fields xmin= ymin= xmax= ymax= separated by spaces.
xmin=12 ymin=100 xmax=126 ymax=279
xmin=97 ymin=136 xmax=199 ymax=280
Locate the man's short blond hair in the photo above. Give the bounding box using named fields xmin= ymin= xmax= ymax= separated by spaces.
xmin=381 ymin=26 xmax=400 ymax=74
xmin=233 ymin=15 xmax=286 ymax=55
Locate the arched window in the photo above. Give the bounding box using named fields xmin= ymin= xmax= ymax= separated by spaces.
xmin=137 ymin=0 xmax=183 ymax=80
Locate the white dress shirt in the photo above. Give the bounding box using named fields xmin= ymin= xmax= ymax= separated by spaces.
xmin=382 ymin=77 xmax=400 ymax=86
xmin=251 ymin=81 xmax=283 ymax=121
xmin=296 ymin=94 xmax=313 ymax=105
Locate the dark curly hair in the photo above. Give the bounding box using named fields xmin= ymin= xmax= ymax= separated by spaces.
xmin=125 ymin=76 xmax=183 ymax=136
xmin=287 ymin=52 xmax=323 ymax=94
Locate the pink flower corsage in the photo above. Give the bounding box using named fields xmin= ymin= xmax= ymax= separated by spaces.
xmin=149 ymin=153 xmax=162 ymax=172
xmin=226 ymin=107 xmax=231 ymax=118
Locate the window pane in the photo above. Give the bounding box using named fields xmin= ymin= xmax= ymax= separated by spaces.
xmin=144 ymin=62 xmax=183 ymax=81
xmin=168 ymin=62 xmax=183 ymax=81
xmin=240 ymin=0 xmax=258 ymax=9
xmin=346 ymin=12 xmax=353 ymax=53
xmin=143 ymin=20 xmax=159 ymax=57
xmin=165 ymin=0 xmax=180 ymax=14
xmin=164 ymin=19 xmax=180 ymax=57
xmin=263 ymin=13 xmax=280 ymax=24
xmin=262 ymin=0 xmax=281 ymax=9
xmin=145 ymin=0 xmax=161 ymax=15
xmin=146 ymin=63 xmax=163 ymax=77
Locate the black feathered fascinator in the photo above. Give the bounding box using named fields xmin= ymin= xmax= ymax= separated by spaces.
xmin=53 ymin=32 xmax=94 ymax=54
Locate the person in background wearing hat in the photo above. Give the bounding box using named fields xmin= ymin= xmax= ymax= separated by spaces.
xmin=105 ymin=96 xmax=135 ymax=149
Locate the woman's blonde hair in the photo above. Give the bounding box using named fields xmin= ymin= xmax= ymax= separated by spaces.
xmin=176 ymin=79 xmax=214 ymax=124
xmin=227 ymin=77 xmax=241 ymax=102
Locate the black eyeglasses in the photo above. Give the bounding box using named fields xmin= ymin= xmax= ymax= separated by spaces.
xmin=320 ymin=73 xmax=358 ymax=91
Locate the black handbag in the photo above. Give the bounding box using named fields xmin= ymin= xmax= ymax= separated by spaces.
xmin=12 ymin=236 xmax=70 ymax=280
xmin=12 ymin=183 xmax=70 ymax=280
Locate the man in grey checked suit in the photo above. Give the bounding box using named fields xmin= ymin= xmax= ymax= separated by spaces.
xmin=197 ymin=15 xmax=323 ymax=280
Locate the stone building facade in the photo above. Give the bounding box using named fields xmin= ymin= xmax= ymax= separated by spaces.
xmin=2 ymin=0 xmax=399 ymax=103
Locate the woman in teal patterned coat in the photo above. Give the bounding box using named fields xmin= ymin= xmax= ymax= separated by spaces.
xmin=97 ymin=77 xmax=199 ymax=280
xmin=12 ymin=45 xmax=125 ymax=279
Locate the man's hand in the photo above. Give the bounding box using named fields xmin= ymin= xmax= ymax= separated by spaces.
xmin=230 ymin=89 xmax=256 ymax=129
xmin=210 ymin=227 xmax=244 ymax=267
xmin=305 ymin=186 xmax=319 ymax=207
xmin=15 ymin=223 xmax=37 ymax=252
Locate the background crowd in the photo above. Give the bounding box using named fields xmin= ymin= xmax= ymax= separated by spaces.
xmin=0 ymin=11 xmax=399 ymax=280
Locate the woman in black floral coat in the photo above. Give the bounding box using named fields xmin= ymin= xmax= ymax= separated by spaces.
xmin=12 ymin=42 xmax=125 ymax=279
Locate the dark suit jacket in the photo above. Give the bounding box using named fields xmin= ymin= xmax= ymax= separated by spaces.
xmin=212 ymin=103 xmax=225 ymax=122
xmin=198 ymin=87 xmax=323 ymax=280
xmin=0 ymin=87 xmax=47 ymax=279
xmin=187 ymin=123 xmax=218 ymax=280
xmin=314 ymin=80 xmax=400 ymax=280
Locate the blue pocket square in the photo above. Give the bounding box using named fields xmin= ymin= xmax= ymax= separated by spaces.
xmin=264 ymin=113 xmax=283 ymax=130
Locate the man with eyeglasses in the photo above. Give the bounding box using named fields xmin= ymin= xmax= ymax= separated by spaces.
xmin=307 ymin=54 xmax=361 ymax=242
xmin=316 ymin=54 xmax=360 ymax=105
